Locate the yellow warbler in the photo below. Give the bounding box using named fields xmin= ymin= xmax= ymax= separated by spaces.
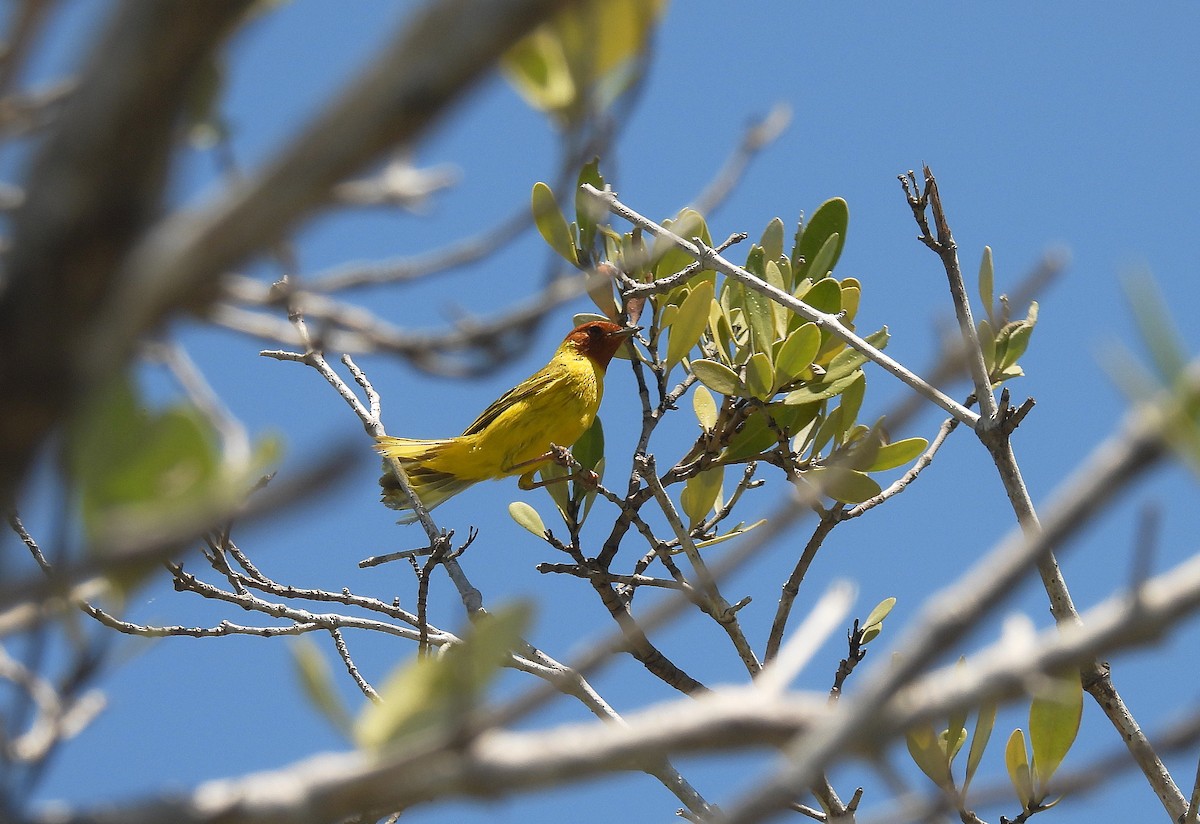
xmin=376 ymin=320 xmax=636 ymax=522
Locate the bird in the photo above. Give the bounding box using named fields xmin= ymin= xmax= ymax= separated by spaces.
xmin=376 ymin=320 xmax=637 ymax=523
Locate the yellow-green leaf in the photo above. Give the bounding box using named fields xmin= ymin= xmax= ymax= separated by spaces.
xmin=839 ymin=277 xmax=862 ymax=324
xmin=508 ymin=501 xmax=546 ymax=537
xmin=1029 ymin=669 xmax=1082 ymax=796
xmin=764 ymin=259 xmax=788 ymax=335
xmin=693 ymin=384 xmax=718 ymax=430
xmin=290 ymin=638 xmax=352 ymax=738
xmin=803 ymin=232 xmax=841 ymax=282
xmin=965 ymin=700 xmax=998 ymax=795
xmin=742 ymin=284 xmax=777 ymax=354
xmin=866 ymin=437 xmax=928 ymax=472
xmin=859 ymin=596 xmax=896 ymax=645
xmin=680 ymin=466 xmax=723 ymax=527
xmin=835 ymin=373 xmax=866 ymax=435
xmin=691 ymin=359 xmax=746 ymax=397
xmin=531 ymin=182 xmax=578 ymax=265
xmin=502 ymin=28 xmax=575 ymax=113
xmin=802 ymin=466 xmax=881 ymax=504
xmin=667 ymin=279 xmax=715 ymax=368
xmin=745 ymin=352 xmax=775 ymax=401
xmin=355 ymin=604 xmax=531 ymax=751
xmin=694 ymin=518 xmax=765 ymax=549
xmin=722 ymin=403 xmax=818 ymax=463
xmin=823 ymin=327 xmax=889 ymax=382
xmin=907 ymin=723 xmax=953 ymax=790
xmin=1005 ymin=728 xmax=1035 ymax=809
xmin=782 ymin=371 xmax=862 ymax=406
xmin=979 ymin=245 xmax=995 ymax=327
xmin=774 ymin=323 xmax=821 ymax=388
xmin=760 ymin=217 xmax=785 ymax=265
xmin=538 ymin=460 xmax=571 ymax=523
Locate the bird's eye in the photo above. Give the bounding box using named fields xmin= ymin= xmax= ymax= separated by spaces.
xmin=588 ymin=325 xmax=603 ymax=340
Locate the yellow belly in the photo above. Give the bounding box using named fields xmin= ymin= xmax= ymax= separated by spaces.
xmin=427 ymin=354 xmax=602 ymax=480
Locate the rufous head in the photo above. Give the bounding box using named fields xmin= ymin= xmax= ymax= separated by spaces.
xmin=565 ymin=320 xmax=637 ymax=369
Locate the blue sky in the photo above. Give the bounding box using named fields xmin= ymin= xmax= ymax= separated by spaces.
xmin=13 ymin=2 xmax=1200 ymax=823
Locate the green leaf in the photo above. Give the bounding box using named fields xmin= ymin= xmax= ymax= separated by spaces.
xmin=823 ymin=327 xmax=889 ymax=382
xmin=680 ymin=466 xmax=723 ymax=527
xmin=742 ymin=284 xmax=777 ymax=355
xmin=571 ymin=416 xmax=604 ymax=501
xmin=795 ymin=275 xmax=842 ymax=315
xmin=508 ymin=501 xmax=547 ymax=537
xmin=866 ymin=437 xmax=928 ymax=472
xmin=979 ymin=246 xmax=995 ymax=327
xmin=1005 ymin=728 xmax=1035 ymax=809
xmin=801 ymin=466 xmax=881 ymax=504
xmin=654 ymin=209 xmax=711 ymax=280
xmin=1029 ymin=669 xmax=1082 ymax=796
xmin=572 ymin=415 xmax=604 ymax=471
xmin=803 ymin=232 xmax=841 ymax=283
xmin=995 ymin=302 xmax=1039 ymax=372
xmin=744 ymin=352 xmax=775 ymax=401
xmin=69 ymin=375 xmax=229 ymax=557
xmin=290 ymin=637 xmax=352 ymax=738
xmin=782 ymin=371 xmax=862 ymax=406
xmin=835 ymin=373 xmax=866 ymax=436
xmin=964 ymin=700 xmax=998 ymax=795
xmin=795 ymin=197 xmax=849 ymax=278
xmin=531 ymin=182 xmax=578 ymax=266
xmin=667 ymin=279 xmax=715 ymax=368
xmin=693 ymin=518 xmax=765 ymax=549
xmin=693 ymin=385 xmax=718 ymax=430
xmin=907 ymin=723 xmax=954 ymax=790
xmin=721 ymin=402 xmax=818 ymax=463
xmin=760 ymin=217 xmax=785 ymax=266
xmin=764 ymin=260 xmax=789 ymax=335
xmin=774 ymin=323 xmax=821 ymax=388
xmin=691 ymin=359 xmax=747 ymax=397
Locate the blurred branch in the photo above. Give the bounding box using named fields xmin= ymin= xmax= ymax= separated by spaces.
xmin=690 ymin=102 xmax=792 ymax=217
xmin=0 ymin=0 xmax=580 ymax=509
xmin=228 ymin=271 xmax=589 ymax=375
xmin=31 ymin=542 xmax=1200 ymax=824
xmin=86 ymin=0 xmax=581 ymax=386
xmin=307 ymin=206 xmax=531 ymax=292
xmin=0 ymin=1 xmax=253 ymax=506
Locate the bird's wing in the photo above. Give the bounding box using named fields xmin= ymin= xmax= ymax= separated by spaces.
xmin=460 ymin=366 xmax=557 ymax=437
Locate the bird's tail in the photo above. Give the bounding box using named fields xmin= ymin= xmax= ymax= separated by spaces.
xmin=375 ymin=437 xmax=476 ymax=524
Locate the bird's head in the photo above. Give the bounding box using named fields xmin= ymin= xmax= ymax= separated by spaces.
xmin=565 ymin=320 xmax=638 ymax=369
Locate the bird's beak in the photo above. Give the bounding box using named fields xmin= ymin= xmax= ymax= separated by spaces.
xmin=613 ymin=325 xmax=640 ymax=339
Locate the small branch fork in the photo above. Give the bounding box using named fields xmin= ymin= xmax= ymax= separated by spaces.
xmin=901 ymin=164 xmax=1188 ymax=822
